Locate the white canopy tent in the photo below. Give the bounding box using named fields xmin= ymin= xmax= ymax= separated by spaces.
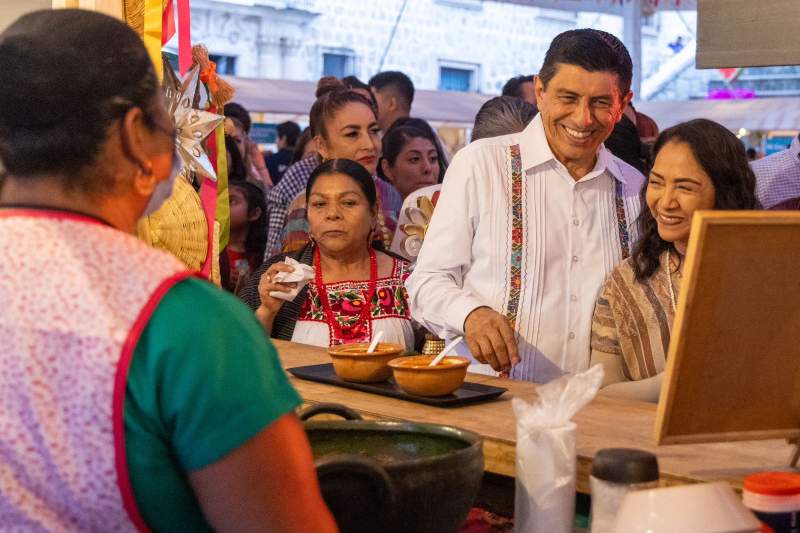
xmin=227 ymin=76 xmax=800 ymax=134
xmin=636 ymin=97 xmax=800 ymax=132
xmin=225 ymin=76 xmax=491 ymax=128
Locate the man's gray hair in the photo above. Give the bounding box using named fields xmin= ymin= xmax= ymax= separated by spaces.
xmin=471 ymin=96 xmax=537 ymax=142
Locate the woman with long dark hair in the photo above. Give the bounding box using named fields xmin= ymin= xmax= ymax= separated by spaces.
xmin=590 ymin=118 xmax=758 ymax=402
xmin=380 ymin=125 xmax=441 ymax=200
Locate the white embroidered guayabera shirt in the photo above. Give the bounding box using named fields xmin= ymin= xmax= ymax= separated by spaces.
xmin=406 ymin=114 xmax=645 ymax=383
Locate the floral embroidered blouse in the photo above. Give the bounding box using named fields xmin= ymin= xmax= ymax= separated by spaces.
xmin=290 ymin=257 xmax=414 ymax=350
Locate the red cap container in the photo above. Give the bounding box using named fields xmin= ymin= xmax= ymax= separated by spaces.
xmin=743 ymin=472 xmax=800 ymax=533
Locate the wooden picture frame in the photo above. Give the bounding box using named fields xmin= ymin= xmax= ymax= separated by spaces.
xmin=655 ymin=211 xmax=800 ymax=445
xmin=697 ymin=0 xmax=800 ymax=68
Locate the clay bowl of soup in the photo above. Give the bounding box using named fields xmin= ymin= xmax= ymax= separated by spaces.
xmin=328 ymin=342 xmax=405 ymax=383
xmin=388 ymin=355 xmax=470 ymax=397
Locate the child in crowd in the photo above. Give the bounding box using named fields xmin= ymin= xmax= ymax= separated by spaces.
xmin=223 ymin=180 xmax=267 ymax=291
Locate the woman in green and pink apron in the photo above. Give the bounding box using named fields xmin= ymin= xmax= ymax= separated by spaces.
xmin=0 ymin=10 xmax=335 ymax=532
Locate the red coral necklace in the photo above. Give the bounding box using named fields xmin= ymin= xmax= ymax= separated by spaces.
xmin=314 ymin=246 xmax=378 ymax=345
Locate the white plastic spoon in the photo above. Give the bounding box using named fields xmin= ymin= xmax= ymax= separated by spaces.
xmin=367 ymin=330 xmax=385 ymax=353
xmin=429 ymin=337 xmax=463 ymax=367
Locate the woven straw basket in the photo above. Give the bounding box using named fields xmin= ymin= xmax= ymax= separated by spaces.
xmin=137 ymin=174 xmax=208 ymax=272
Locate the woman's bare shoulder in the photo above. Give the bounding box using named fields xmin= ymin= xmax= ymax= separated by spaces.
xmin=375 ymin=249 xmax=408 ymax=278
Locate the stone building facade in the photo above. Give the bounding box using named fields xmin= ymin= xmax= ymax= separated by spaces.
xmin=187 ymin=0 xmax=714 ymax=99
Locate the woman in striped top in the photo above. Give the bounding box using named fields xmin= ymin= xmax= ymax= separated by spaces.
xmin=590 ymin=119 xmax=758 ymax=402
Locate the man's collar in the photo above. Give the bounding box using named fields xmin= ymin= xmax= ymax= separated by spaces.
xmin=518 ymin=113 xmax=627 ymax=184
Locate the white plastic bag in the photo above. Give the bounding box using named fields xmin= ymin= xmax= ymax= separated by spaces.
xmin=513 ymin=364 xmax=604 ymax=533
xmin=269 ymin=257 xmax=315 ymax=301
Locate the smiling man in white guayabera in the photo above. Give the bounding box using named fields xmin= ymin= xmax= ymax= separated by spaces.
xmin=407 ymin=29 xmax=645 ymax=383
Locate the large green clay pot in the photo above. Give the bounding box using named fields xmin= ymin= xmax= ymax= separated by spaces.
xmin=301 ymin=403 xmax=484 ymax=533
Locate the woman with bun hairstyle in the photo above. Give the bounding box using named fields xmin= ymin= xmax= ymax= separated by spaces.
xmin=276 ymin=76 xmax=402 ymax=255
xmin=264 ymin=76 xmax=401 ymax=257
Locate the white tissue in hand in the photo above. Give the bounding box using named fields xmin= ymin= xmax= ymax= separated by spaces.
xmin=269 ymin=257 xmax=315 ymax=301
xmin=512 ymin=365 xmax=604 ymax=533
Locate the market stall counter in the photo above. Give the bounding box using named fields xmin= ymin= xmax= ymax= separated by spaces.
xmin=274 ymin=339 xmax=793 ymax=494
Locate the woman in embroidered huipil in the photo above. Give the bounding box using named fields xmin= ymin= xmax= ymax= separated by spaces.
xmin=247 ymin=159 xmax=414 ymax=351
xmin=590 ymin=119 xmax=758 ymax=402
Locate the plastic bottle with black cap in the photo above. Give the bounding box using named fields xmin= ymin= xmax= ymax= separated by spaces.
xmin=589 ymin=448 xmax=660 ymax=533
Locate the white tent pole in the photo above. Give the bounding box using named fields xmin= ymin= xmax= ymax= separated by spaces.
xmin=623 ymin=0 xmax=643 ymax=99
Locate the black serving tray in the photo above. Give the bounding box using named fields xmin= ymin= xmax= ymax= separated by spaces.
xmin=287 ymin=363 xmax=507 ymax=407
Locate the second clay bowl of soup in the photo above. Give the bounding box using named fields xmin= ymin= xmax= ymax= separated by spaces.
xmin=328 ymin=342 xmax=405 ymax=383
xmin=388 ymin=355 xmax=470 ymax=397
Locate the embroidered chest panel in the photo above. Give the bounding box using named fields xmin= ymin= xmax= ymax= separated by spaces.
xmin=299 ymin=261 xmax=411 ymax=345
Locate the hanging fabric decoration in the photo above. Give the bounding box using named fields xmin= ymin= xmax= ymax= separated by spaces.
xmin=214 ymin=122 xmax=231 ymax=251
xmin=161 ymin=0 xmax=176 ymax=45
xmin=193 ymin=44 xmax=235 ymax=268
xmin=199 ymin=165 xmax=219 ymax=278
xmin=177 ymin=0 xmax=192 ymax=74
xmin=142 ymin=0 xmax=163 ymax=79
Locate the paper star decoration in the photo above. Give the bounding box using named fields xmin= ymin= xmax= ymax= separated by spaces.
xmin=163 ymin=60 xmax=224 ymax=182
xmin=400 ymin=195 xmax=436 ymax=258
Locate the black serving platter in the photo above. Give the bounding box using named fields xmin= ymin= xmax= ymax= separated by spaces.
xmin=287 ymin=363 xmax=507 ymax=407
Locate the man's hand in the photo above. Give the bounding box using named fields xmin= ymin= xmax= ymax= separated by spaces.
xmin=463 ymin=307 xmax=520 ymax=373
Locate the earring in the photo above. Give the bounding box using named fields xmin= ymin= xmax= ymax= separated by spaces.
xmin=142 ymin=161 xmax=153 ymax=176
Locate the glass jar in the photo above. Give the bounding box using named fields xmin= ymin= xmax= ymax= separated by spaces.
xmin=589 ymin=448 xmax=660 ymax=533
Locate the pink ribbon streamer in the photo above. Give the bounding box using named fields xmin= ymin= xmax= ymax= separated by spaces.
xmin=177 ymin=0 xmax=192 ymax=75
